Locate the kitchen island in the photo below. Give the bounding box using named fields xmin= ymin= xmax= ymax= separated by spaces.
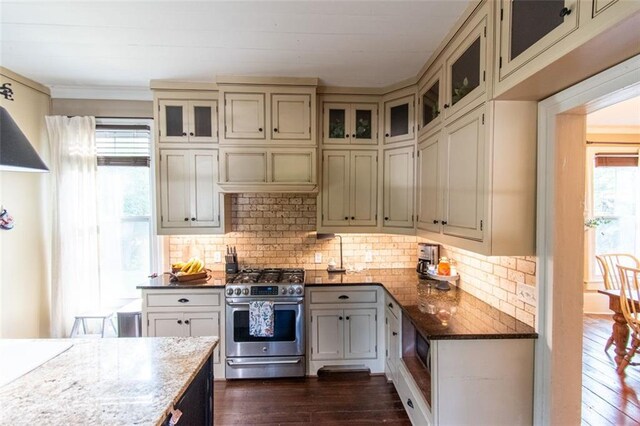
xmin=0 ymin=336 xmax=218 ymax=425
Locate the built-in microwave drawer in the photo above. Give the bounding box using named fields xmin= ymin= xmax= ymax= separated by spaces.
xmin=308 ymin=288 xmax=377 ymax=304
xmin=145 ymin=291 xmax=222 ymax=308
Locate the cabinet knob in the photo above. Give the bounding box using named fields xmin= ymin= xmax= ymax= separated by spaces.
xmin=388 ymin=303 xmax=393 ymax=308
xmin=177 ymin=320 xmax=183 ymax=324
xmin=346 ymin=134 xmax=350 ymax=138
xmin=559 ymin=7 xmax=571 ymax=17
xmin=442 ymin=220 xmax=448 ymax=225
xmin=443 ymin=104 xmax=449 ymax=109
xmin=384 ymin=217 xmax=389 ymax=221
xmin=352 ymin=134 xmax=355 ymax=138
xmin=392 ymin=331 xmax=398 ymax=336
xmin=182 ymin=132 xmax=187 ymax=136
xmin=184 ymin=320 xmax=190 ymax=325
xmin=345 ymin=216 xmax=349 ymax=220
xmin=339 ymin=316 xmax=343 ymax=320
xmin=433 ymin=219 xmax=439 ymax=224
xmin=351 ymin=216 xmax=355 ymax=220
xmin=385 ymin=133 xmax=390 ymax=137
xmin=258 ymin=128 xmax=263 ymax=132
xmin=346 ymin=316 xmax=350 ymax=320
xmin=189 ymin=132 xmax=194 ymax=136
xmin=407 ymin=399 xmax=414 ymax=409
xmin=274 ymin=128 xmax=278 ymax=132
xmin=191 ymin=217 xmax=196 ymax=221
xmin=184 ymin=218 xmax=189 ymax=221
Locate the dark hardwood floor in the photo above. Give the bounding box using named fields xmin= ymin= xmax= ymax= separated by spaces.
xmin=583 ymin=314 xmax=640 ymax=426
xmin=214 ymin=372 xmax=411 ymax=425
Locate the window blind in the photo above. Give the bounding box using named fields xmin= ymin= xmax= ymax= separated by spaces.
xmin=96 ymin=124 xmax=151 ymax=167
xmin=594 ymin=153 xmax=639 ymax=168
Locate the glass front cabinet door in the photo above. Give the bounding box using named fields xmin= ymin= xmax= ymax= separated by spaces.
xmin=323 ymin=103 xmax=378 ymax=145
xmin=418 ymin=67 xmax=443 ymax=136
xmin=444 ymin=17 xmax=487 ymax=119
xmin=159 ymin=100 xmax=218 ymax=144
xmin=498 ymin=0 xmax=578 ymax=80
xmin=384 ymin=95 xmax=415 ymax=144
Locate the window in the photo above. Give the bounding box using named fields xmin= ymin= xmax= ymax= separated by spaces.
xmin=96 ymin=119 xmax=156 ymax=306
xmin=586 ymin=146 xmax=640 ymax=282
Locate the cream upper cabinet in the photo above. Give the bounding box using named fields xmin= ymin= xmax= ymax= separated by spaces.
xmin=418 ymin=66 xmax=443 ymax=137
xmin=158 ymin=149 xmax=225 ymax=234
xmin=321 ymin=150 xmax=377 ymax=227
xmin=383 ymin=145 xmax=415 ymax=229
xmin=223 ymin=93 xmax=266 ymax=140
xmin=159 ymin=100 xmax=218 ymax=144
xmin=271 ymin=94 xmax=311 ymax=140
xmin=444 ymin=15 xmax=487 ymax=120
xmin=323 ymin=102 xmax=378 ymax=145
xmin=498 ymin=0 xmax=579 ymax=81
xmin=416 ymin=131 xmax=442 ymax=234
xmin=384 ymin=95 xmax=415 ymax=144
xmin=416 ymin=101 xmax=537 ymax=256
xmin=442 ymin=105 xmax=485 ymax=241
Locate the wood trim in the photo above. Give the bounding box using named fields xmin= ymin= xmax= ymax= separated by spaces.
xmin=0 ymin=67 xmax=50 ymax=95
xmin=216 ymin=75 xmax=318 ymax=87
xmin=150 ymin=80 xmax=218 ymax=91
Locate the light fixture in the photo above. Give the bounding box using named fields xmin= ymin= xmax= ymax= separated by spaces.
xmin=316 ymin=232 xmax=346 ymax=273
xmin=0 ymin=106 xmax=49 ymax=172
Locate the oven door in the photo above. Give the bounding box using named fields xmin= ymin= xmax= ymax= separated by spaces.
xmin=225 ymin=298 xmax=304 ymax=358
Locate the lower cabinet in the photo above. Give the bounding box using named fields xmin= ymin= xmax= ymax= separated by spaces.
xmin=306 ymin=286 xmax=384 ymax=375
xmin=384 ymin=299 xmax=401 ymax=383
xmin=162 ymin=354 xmax=213 ymax=426
xmin=143 ymin=289 xmax=225 ymax=379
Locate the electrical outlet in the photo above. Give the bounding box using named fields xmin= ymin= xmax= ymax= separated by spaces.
xmin=213 ymin=251 xmax=222 ymax=263
xmin=517 ymin=283 xmax=537 ymax=305
xmin=365 ymin=251 xmax=373 ymax=263
xmin=314 ymin=252 xmax=322 ymax=264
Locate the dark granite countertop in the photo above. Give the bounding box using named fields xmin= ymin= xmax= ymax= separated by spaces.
xmin=304 ymin=269 xmax=538 ymax=341
xmin=137 ymin=268 xmax=537 ymax=340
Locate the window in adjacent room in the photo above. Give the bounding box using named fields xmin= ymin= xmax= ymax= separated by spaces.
xmin=96 ymin=119 xmax=156 ymax=306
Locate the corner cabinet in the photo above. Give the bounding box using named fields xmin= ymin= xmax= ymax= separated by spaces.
xmin=143 ymin=288 xmax=226 ymax=379
xmin=384 ymin=95 xmax=415 ymax=144
xmin=416 ymin=101 xmax=536 ymax=256
xmin=383 ymin=145 xmax=415 ymax=229
xmin=320 ymin=150 xmax=377 ymax=228
xmin=157 ymin=149 xmax=229 ymax=235
xmin=306 ymin=287 xmax=384 ymax=375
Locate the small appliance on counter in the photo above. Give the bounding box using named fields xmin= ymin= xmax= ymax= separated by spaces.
xmin=417 ymin=243 xmax=439 ymax=276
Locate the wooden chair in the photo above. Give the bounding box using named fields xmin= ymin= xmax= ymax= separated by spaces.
xmin=616 ymin=265 xmax=640 ymax=375
xmin=596 ymin=254 xmax=640 ymax=351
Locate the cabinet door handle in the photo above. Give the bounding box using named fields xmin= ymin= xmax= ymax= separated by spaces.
xmin=442 ymin=220 xmax=448 ymax=225
xmin=184 ymin=320 xmax=190 ymax=325
xmin=339 ymin=316 xmax=343 ymax=320
xmin=189 ymin=132 xmax=194 ymax=136
xmin=559 ymin=7 xmax=571 ymax=17
xmin=177 ymin=320 xmax=183 ymax=324
xmin=274 ymin=128 xmax=278 ymax=132
xmin=338 ymin=295 xmax=349 ymax=300
xmin=178 ymin=298 xmax=189 ymax=303
xmin=345 ymin=135 xmax=349 ymax=138
xmin=351 ymin=216 xmax=355 ymax=220
xmin=258 ymin=128 xmax=263 ymax=132
xmin=407 ymin=399 xmax=414 ymax=409
xmin=392 ymin=331 xmax=398 ymax=336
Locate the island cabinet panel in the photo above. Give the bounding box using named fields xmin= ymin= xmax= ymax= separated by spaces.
xmin=306 ymin=286 xmax=384 ymax=375
xmin=163 ymin=354 xmax=213 ymax=426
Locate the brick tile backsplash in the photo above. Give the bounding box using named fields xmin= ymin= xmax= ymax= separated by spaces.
xmin=167 ymin=193 xmax=536 ymax=327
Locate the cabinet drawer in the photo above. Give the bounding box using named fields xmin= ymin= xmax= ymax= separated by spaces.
xmin=309 ymin=289 xmax=377 ymax=304
xmin=146 ymin=292 xmax=222 ymax=308
xmin=397 ymin=363 xmax=429 ymax=426
xmin=385 ymin=294 xmax=401 ymax=319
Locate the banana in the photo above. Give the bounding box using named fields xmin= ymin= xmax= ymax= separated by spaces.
xmin=172 ymin=262 xmax=185 ymax=269
xmin=181 ymin=258 xmax=194 ymax=272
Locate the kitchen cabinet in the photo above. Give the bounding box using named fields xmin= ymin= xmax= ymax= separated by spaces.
xmin=418 ymin=67 xmax=443 ymax=137
xmin=384 ymin=296 xmax=401 ymax=383
xmin=416 ymin=100 xmax=536 ymax=256
xmin=159 ymin=99 xmax=218 ymax=144
xmin=143 ymin=288 xmax=225 ymax=378
xmin=384 ymin=95 xmax=415 ymax=144
xmin=306 ymin=286 xmax=383 ymax=375
xmin=223 ymin=92 xmax=266 ymax=140
xmin=383 ymin=145 xmax=415 ymax=229
xmin=162 ymin=355 xmax=213 ymax=426
xmin=271 ymin=94 xmax=312 ymax=140
xmin=322 ymin=102 xmax=378 ymax=145
xmin=218 ymin=147 xmax=317 ymax=192
xmin=321 ymin=150 xmax=377 ymax=227
xmin=444 ymin=13 xmax=487 ymax=120
xmin=310 ymin=308 xmax=377 ymax=361
xmin=157 ymin=149 xmax=228 ymax=234
xmin=497 ymin=0 xmax=579 ymax=82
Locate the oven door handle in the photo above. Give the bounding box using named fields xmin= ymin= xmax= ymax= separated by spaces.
xmin=226 ymin=359 xmax=302 ymax=366
xmin=226 ymin=300 xmax=303 ymax=306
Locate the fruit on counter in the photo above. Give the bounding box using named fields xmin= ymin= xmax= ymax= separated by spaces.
xmin=175 ymin=257 xmax=205 ymax=275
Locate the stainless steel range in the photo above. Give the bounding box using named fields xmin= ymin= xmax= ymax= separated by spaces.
xmin=225 ymin=268 xmax=305 ymax=379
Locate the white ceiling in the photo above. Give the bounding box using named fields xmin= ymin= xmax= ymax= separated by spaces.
xmin=0 ymin=1 xmax=470 ymax=99
xmin=587 ymin=95 xmax=640 ymax=133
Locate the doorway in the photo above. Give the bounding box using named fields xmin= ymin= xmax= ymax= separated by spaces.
xmin=535 ymin=55 xmax=640 ymax=425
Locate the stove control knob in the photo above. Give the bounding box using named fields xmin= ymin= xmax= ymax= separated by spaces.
xmin=242 ymin=288 xmax=249 ymax=295
xmin=288 ymin=287 xmax=295 ymax=295
xmin=295 ymin=287 xmax=303 ymax=295
xmin=234 ymin=288 xmax=241 ymax=296
xmin=281 ymin=287 xmax=287 ymax=295
xmin=226 ymin=288 xmax=233 ymax=296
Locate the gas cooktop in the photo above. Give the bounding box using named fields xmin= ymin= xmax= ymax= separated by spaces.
xmin=225 ymin=268 xmax=306 ymax=298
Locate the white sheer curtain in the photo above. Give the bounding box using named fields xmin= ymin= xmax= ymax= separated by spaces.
xmin=46 ymin=116 xmax=99 ymax=337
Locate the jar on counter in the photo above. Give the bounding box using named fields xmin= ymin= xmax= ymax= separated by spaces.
xmin=437 ymin=257 xmax=451 ymax=276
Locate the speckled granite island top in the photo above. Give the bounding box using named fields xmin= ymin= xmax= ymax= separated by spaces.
xmin=0 ymin=336 xmax=218 ymax=426
xmin=305 ymin=268 xmax=538 ymax=340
